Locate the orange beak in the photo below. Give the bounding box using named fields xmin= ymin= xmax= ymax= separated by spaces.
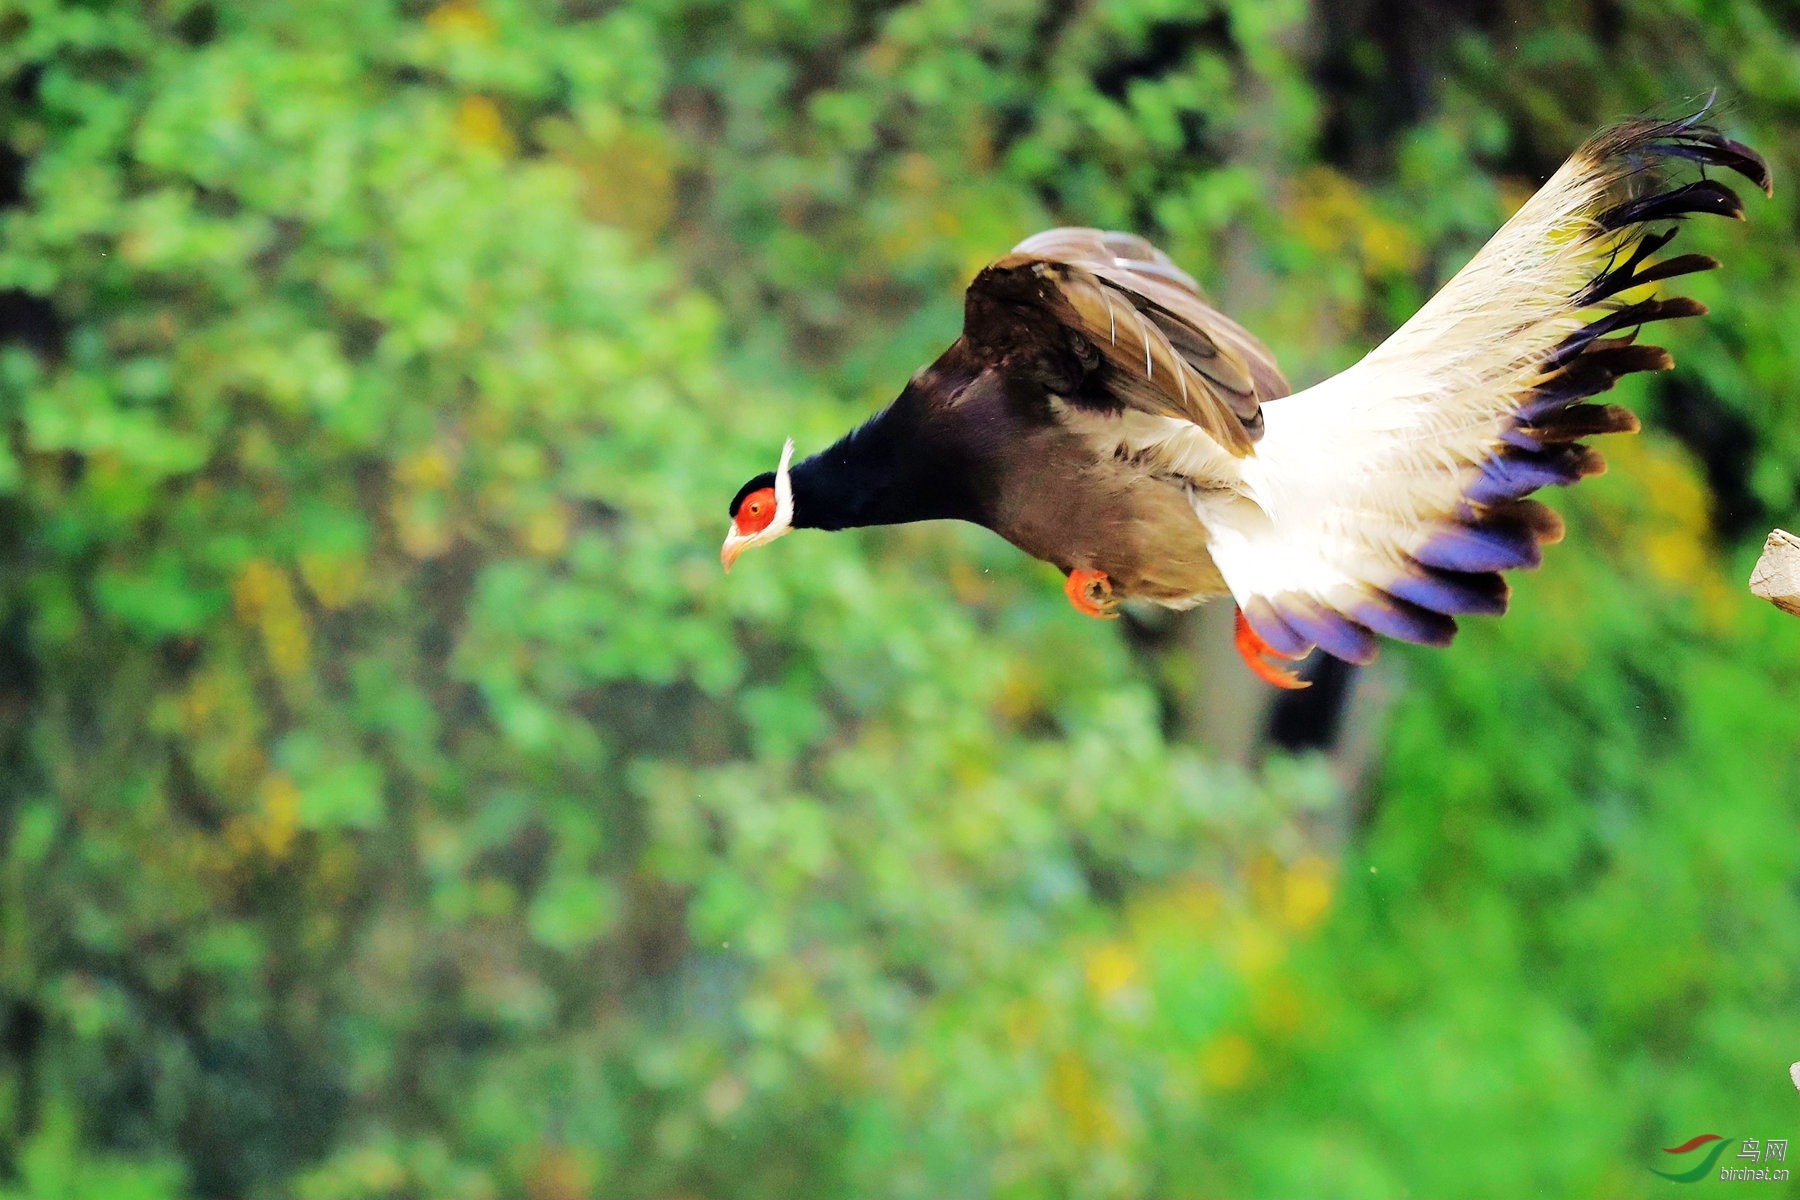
xmin=720 ymin=524 xmax=750 ymax=572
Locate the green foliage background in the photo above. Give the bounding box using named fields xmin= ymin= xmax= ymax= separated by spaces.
xmin=0 ymin=1 xmax=1796 ymax=1196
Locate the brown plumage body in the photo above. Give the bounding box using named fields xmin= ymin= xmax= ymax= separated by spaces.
xmin=898 ymin=235 xmax=1290 ymax=604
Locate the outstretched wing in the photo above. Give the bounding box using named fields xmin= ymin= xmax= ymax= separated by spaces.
xmin=962 ymin=227 xmax=1289 ymax=455
xmin=1202 ymin=113 xmax=1771 ymax=663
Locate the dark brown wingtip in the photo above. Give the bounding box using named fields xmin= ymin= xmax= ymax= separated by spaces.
xmin=1490 ymin=498 xmax=1568 ymax=545
xmin=1689 ymin=120 xmax=1775 ymax=196
xmin=1600 ymin=179 xmax=1746 ymax=228
xmin=1657 ymin=123 xmax=1775 ymax=197
xmin=1715 ymin=134 xmax=1774 ymax=197
xmin=1583 ymin=111 xmax=1773 ymax=233
xmin=1649 ymin=295 xmax=1708 ymax=321
xmin=1605 ymin=106 xmax=1773 ymax=181
xmin=1519 ymin=403 xmax=1641 ymax=443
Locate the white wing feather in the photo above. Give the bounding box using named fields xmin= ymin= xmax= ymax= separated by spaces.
xmin=1192 ymin=114 xmax=1768 ymax=662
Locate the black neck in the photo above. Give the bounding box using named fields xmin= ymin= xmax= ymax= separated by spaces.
xmin=789 ymin=383 xmax=984 ymax=531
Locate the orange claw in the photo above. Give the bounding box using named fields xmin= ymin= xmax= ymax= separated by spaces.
xmin=1234 ymin=606 xmax=1311 ymax=689
xmin=1063 ymin=568 xmax=1119 ymax=618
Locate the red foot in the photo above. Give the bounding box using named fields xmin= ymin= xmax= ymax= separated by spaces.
xmin=1063 ymin=568 xmax=1119 ymax=618
xmin=1234 ymin=606 xmax=1311 ymax=689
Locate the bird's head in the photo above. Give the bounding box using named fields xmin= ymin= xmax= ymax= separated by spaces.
xmin=721 ymin=438 xmax=796 ymax=571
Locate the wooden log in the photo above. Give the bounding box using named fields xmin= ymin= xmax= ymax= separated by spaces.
xmin=1748 ymin=529 xmax=1800 ymax=617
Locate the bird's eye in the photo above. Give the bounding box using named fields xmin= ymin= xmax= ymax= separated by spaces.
xmin=735 ymin=486 xmax=778 ymax=535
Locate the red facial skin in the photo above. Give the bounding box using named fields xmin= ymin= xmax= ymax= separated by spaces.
xmin=734 ymin=487 xmax=777 ymax=536
xmin=721 ymin=486 xmax=779 ymax=571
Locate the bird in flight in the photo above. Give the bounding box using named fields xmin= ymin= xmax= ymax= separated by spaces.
xmin=722 ymin=113 xmax=1770 ymax=687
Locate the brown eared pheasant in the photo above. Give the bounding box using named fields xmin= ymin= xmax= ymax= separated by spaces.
xmin=721 ymin=113 xmax=1770 ymax=687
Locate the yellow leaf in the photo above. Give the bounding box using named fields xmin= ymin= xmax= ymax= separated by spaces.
xmin=1199 ymin=1032 xmax=1255 ymax=1090
xmin=1289 ymin=166 xmax=1422 ymax=275
xmin=299 ymin=551 xmax=366 ymax=610
xmin=1229 ymin=918 xmax=1285 ymax=977
xmin=233 ymin=560 xmax=310 ymax=679
xmin=522 ymin=502 xmax=570 ymax=557
xmin=1280 ymin=854 xmax=1334 ymax=932
xmin=426 ymin=0 xmax=496 ymax=37
xmin=256 ymin=771 xmax=300 ymax=859
xmin=391 ymin=447 xmax=458 ymax=559
xmin=1047 ymin=1050 xmax=1122 ymax=1146
xmin=1084 ymin=942 xmax=1139 ymax=1000
xmin=394 ymin=445 xmax=457 ymax=489
xmin=455 ymin=95 xmax=515 ymax=157
xmin=1252 ymin=979 xmax=1306 ymax=1034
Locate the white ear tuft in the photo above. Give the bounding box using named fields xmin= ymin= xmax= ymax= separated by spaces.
xmin=771 ymin=437 xmax=796 ymax=536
